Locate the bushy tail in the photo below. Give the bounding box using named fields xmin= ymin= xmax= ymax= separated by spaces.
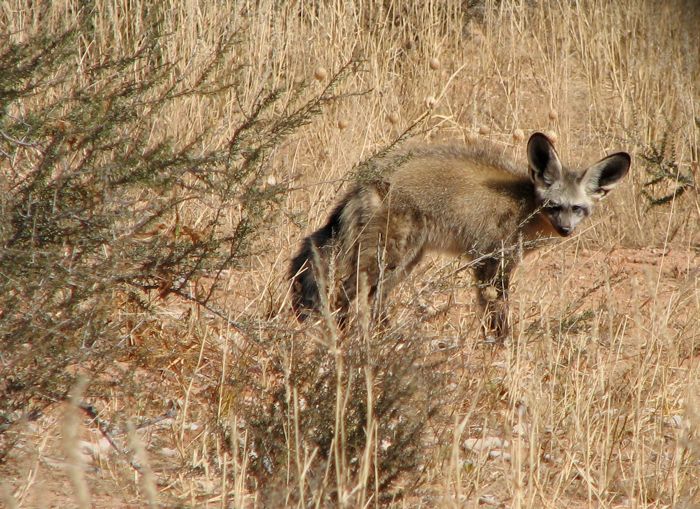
xmin=288 ymin=200 xmax=346 ymax=320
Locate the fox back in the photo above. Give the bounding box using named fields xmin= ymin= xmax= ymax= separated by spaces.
xmin=289 ymin=133 xmax=630 ymax=339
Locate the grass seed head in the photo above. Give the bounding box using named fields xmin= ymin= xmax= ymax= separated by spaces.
xmin=314 ymin=66 xmax=328 ymax=81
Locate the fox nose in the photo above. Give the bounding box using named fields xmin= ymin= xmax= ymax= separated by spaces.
xmin=559 ymin=226 xmax=572 ymax=236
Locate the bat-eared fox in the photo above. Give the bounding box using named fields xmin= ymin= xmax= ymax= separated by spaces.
xmin=289 ymin=132 xmax=630 ymax=341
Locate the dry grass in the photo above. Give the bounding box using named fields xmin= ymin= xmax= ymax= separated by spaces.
xmin=1 ymin=0 xmax=699 ymax=507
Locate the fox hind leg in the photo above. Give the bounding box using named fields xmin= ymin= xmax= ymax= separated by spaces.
xmin=474 ymin=256 xmax=514 ymax=343
xmin=340 ymin=211 xmax=426 ymax=327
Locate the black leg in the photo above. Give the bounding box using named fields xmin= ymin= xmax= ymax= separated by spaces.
xmin=474 ymin=257 xmax=513 ymax=342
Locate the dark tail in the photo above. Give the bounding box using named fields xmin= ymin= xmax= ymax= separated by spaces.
xmin=288 ymin=200 xmax=346 ymax=320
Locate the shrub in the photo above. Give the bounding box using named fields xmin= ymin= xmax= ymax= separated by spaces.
xmin=0 ymin=6 xmax=355 ymax=459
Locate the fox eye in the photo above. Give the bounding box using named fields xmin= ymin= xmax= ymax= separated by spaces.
xmin=572 ymin=205 xmax=585 ymax=214
xmin=546 ymin=204 xmax=562 ymax=212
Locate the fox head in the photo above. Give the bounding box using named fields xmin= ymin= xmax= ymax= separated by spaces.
xmin=527 ymin=132 xmax=631 ymax=237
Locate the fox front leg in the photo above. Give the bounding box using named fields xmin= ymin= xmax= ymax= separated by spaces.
xmin=475 ymin=257 xmax=514 ymax=343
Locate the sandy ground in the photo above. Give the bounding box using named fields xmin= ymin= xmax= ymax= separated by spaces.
xmin=2 ymin=243 xmax=697 ymax=508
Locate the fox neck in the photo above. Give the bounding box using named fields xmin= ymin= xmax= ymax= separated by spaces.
xmin=520 ymin=210 xmax=560 ymax=250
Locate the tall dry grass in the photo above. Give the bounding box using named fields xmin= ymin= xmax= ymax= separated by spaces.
xmin=1 ymin=0 xmax=698 ymax=507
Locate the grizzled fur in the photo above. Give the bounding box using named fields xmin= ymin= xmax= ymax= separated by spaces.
xmin=289 ymin=133 xmax=630 ymax=340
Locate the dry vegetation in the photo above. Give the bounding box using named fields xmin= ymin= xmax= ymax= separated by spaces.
xmin=1 ymin=0 xmax=699 ymax=507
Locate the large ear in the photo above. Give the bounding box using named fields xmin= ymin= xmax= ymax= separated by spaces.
xmin=581 ymin=152 xmax=631 ymax=200
xmin=527 ymin=132 xmax=562 ymax=187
